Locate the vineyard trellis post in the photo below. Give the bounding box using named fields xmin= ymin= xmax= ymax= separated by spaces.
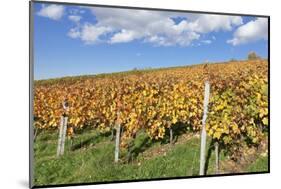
xmin=114 ymin=112 xmax=121 ymax=163
xmin=57 ymin=116 xmax=68 ymax=157
xmin=60 ymin=116 xmax=68 ymax=155
xmin=110 ymin=129 xmax=115 ymax=141
xmin=214 ymin=141 xmax=219 ymax=174
xmin=199 ymin=81 xmax=210 ymax=175
xmin=114 ymin=124 xmax=121 ymax=163
xmin=170 ymin=127 xmax=173 ymax=145
xmin=57 ymin=116 xmax=64 ymax=157
xmin=57 ymin=100 xmax=69 ymax=157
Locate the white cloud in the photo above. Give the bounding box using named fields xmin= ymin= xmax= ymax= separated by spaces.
xmin=69 ymin=24 xmax=112 ymax=44
xmin=144 ymin=32 xmax=200 ymax=47
xmin=68 ymin=7 xmax=243 ymax=46
xmin=81 ymin=24 xmax=112 ymax=44
xmin=69 ymin=8 xmax=85 ymax=15
xmin=67 ymin=27 xmax=80 ymax=38
xmin=227 ymin=18 xmax=268 ymax=46
xmin=37 ymin=4 xmax=64 ymax=20
xmin=68 ymin=15 xmax=81 ymax=23
xmin=110 ymin=29 xmax=140 ymax=43
xmin=201 ymin=40 xmax=212 ymax=44
xmin=186 ymin=15 xmax=243 ymax=33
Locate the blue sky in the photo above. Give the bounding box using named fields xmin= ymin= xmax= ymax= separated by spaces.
xmin=33 ymin=3 xmax=268 ymax=80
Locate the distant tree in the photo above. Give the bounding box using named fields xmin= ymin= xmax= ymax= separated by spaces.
xmin=248 ymin=51 xmax=260 ymax=60
xmin=230 ymin=58 xmax=237 ymax=62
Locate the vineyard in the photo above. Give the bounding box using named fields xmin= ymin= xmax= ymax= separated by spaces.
xmin=33 ymin=59 xmax=268 ymax=184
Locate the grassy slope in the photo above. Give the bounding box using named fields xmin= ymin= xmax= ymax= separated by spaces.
xmin=247 ymin=155 xmax=269 ymax=173
xmin=34 ymin=129 xmax=267 ymax=186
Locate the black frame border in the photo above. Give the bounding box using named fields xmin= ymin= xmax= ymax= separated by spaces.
xmin=29 ymin=0 xmax=270 ymax=188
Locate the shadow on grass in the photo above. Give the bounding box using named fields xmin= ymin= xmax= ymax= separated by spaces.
xmin=71 ymin=133 xmax=105 ymax=151
xmin=126 ymin=133 xmax=153 ymax=163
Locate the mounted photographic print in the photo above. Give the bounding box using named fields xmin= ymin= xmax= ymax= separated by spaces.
xmin=29 ymin=1 xmax=269 ymax=188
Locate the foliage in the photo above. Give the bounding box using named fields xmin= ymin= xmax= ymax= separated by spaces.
xmin=34 ymin=60 xmax=268 ymax=155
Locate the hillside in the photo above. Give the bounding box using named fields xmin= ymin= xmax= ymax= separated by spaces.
xmin=33 ymin=59 xmax=269 ymax=186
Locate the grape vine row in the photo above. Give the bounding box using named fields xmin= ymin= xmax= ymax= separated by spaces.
xmin=34 ymin=60 xmax=268 ymax=154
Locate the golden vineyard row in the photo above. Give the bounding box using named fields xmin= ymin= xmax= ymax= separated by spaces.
xmin=34 ymin=60 xmax=268 ymax=149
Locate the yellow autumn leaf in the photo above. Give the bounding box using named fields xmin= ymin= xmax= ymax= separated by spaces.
xmin=172 ymin=117 xmax=177 ymax=124
xmin=262 ymin=117 xmax=268 ymax=126
xmin=232 ymin=123 xmax=239 ymax=134
xmin=213 ymin=131 xmax=222 ymax=139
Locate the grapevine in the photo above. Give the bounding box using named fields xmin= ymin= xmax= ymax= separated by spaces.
xmin=34 ymin=60 xmax=268 ymax=154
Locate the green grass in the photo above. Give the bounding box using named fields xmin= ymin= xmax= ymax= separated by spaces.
xmin=33 ymin=130 xmax=267 ymax=186
xmin=246 ymin=155 xmax=269 ymax=173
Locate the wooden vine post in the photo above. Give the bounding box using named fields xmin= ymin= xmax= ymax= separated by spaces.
xmin=114 ymin=99 xmax=122 ymax=163
xmin=214 ymin=141 xmax=220 ymax=174
xmin=169 ymin=127 xmax=173 ymax=145
xmin=199 ymin=64 xmax=211 ymax=175
xmin=57 ymin=100 xmax=69 ymax=157
xmin=114 ymin=119 xmax=121 ymax=163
